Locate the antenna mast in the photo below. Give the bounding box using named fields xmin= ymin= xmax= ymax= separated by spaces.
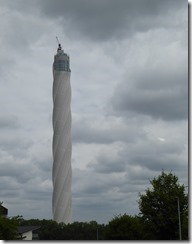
xmin=56 ymin=36 xmax=62 ymax=50
xmin=56 ymin=36 xmax=60 ymax=45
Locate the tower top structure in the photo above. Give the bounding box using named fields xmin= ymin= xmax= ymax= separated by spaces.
xmin=53 ymin=37 xmax=71 ymax=72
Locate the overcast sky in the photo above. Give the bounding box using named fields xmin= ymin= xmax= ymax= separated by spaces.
xmin=0 ymin=0 xmax=188 ymax=224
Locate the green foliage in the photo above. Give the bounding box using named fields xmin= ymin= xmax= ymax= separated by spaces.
xmin=19 ymin=219 xmax=105 ymax=240
xmin=62 ymin=221 xmax=104 ymax=240
xmin=138 ymin=171 xmax=188 ymax=240
xmin=0 ymin=215 xmax=22 ymax=240
xmin=0 ymin=202 xmax=22 ymax=240
xmin=104 ymin=214 xmax=143 ymax=240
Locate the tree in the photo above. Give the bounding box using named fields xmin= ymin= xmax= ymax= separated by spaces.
xmin=138 ymin=171 xmax=188 ymax=240
xmin=61 ymin=221 xmax=105 ymax=240
xmin=0 ymin=203 xmax=22 ymax=240
xmin=0 ymin=216 xmax=21 ymax=240
xmin=19 ymin=219 xmax=106 ymax=240
xmin=104 ymin=214 xmax=143 ymax=240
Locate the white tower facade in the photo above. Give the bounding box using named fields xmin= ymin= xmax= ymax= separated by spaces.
xmin=52 ymin=43 xmax=72 ymax=223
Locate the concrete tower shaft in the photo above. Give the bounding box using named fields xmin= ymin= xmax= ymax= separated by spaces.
xmin=52 ymin=43 xmax=72 ymax=223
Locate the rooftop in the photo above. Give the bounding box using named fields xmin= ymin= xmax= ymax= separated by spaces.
xmin=17 ymin=226 xmax=41 ymax=234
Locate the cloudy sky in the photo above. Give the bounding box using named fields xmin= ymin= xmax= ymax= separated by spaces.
xmin=0 ymin=0 xmax=188 ymax=224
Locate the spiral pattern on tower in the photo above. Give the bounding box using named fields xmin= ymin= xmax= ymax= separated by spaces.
xmin=52 ymin=45 xmax=72 ymax=224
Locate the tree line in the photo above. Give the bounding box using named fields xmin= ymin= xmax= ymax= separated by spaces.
xmin=0 ymin=171 xmax=188 ymax=240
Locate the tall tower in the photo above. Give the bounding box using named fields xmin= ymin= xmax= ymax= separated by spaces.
xmin=52 ymin=42 xmax=72 ymax=223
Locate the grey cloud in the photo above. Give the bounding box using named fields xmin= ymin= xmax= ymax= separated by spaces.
xmin=72 ymin=167 xmax=150 ymax=223
xmin=0 ymin=169 xmax=52 ymax=219
xmin=0 ymin=129 xmax=33 ymax=159
xmin=72 ymin=115 xmax=147 ymax=144
xmin=121 ymin=139 xmax=187 ymax=175
xmin=0 ymin=190 xmax=19 ymax=198
xmin=0 ymin=1 xmax=55 ymax=55
xmin=128 ymin=154 xmax=184 ymax=172
xmin=1 ymin=133 xmax=50 ymax=189
xmin=0 ymin=156 xmax=37 ymax=184
xmin=111 ymin=64 xmax=188 ymax=121
xmin=72 ymin=119 xmax=115 ymax=144
xmin=0 ymin=115 xmax=19 ymax=129
xmin=72 ymin=170 xmax=126 ymax=223
xmin=88 ymin=159 xmax=125 ymax=174
xmin=88 ymin=153 xmax=126 ymax=173
xmin=26 ymin=190 xmax=51 ymax=201
xmin=3 ymin=0 xmax=186 ymax=42
xmin=112 ymin=87 xmax=188 ymax=121
xmin=38 ymin=0 xmax=186 ymax=41
xmin=34 ymin=157 xmax=52 ymax=173
xmin=73 ymin=199 xmax=115 ymax=223
xmin=84 ymin=132 xmax=187 ymax=178
xmin=73 ymin=168 xmax=125 ymax=195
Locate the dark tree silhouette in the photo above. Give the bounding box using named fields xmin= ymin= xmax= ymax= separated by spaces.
xmin=138 ymin=171 xmax=188 ymax=240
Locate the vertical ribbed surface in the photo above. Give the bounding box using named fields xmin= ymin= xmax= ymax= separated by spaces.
xmin=52 ymin=70 xmax=72 ymax=224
